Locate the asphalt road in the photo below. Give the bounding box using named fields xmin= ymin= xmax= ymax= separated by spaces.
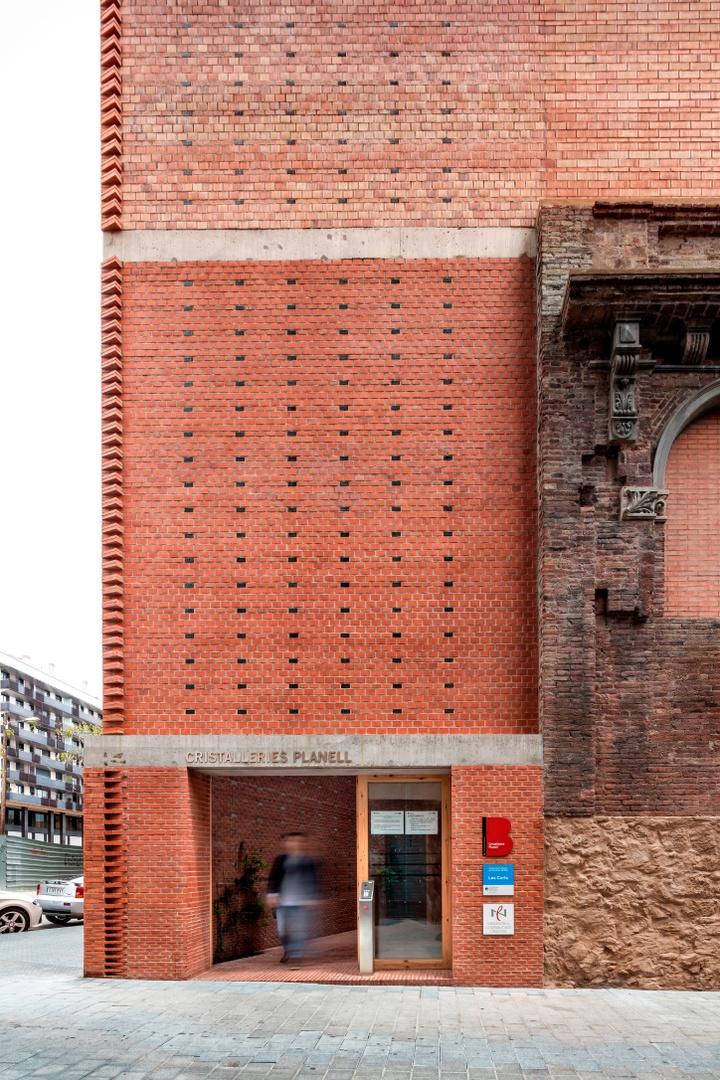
xmin=1 ymin=926 xmax=720 ymax=1079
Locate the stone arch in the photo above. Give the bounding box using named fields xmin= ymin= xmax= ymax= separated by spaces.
xmin=653 ymin=379 xmax=720 ymax=489
xmin=662 ymin=393 xmax=720 ymax=618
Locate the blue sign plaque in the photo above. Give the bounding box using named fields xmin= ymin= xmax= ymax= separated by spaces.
xmin=482 ymin=863 xmax=515 ymax=896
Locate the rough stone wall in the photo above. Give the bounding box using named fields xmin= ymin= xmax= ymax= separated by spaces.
xmin=211 ymin=775 xmax=356 ymax=961
xmin=537 ymin=203 xmax=720 ymax=817
xmin=118 ymin=257 xmax=538 ymax=736
xmin=545 ymin=817 xmax=720 ymax=990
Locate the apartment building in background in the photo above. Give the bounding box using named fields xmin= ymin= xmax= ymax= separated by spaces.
xmin=1 ymin=652 xmax=101 ymax=848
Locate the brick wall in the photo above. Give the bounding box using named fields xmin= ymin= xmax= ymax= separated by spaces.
xmin=211 ymin=775 xmax=356 ymax=962
xmin=543 ymin=0 xmax=718 ymax=205
xmin=537 ymin=204 xmax=720 ymax=817
xmin=664 ymin=409 xmax=720 ymax=618
xmin=108 ymin=2 xmax=720 ymax=230
xmin=451 ymin=765 xmax=544 ymax=987
xmin=115 ymin=2 xmax=543 ymax=228
xmin=114 ymin=257 xmax=538 ymax=737
xmin=84 ymin=768 xmax=211 ymax=979
xmin=83 ymin=767 xmax=109 ymax=977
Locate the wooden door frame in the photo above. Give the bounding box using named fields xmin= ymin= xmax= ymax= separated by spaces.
xmin=356 ymin=773 xmax=452 ymax=970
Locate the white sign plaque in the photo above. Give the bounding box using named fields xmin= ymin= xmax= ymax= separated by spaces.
xmin=405 ymin=810 xmax=438 ymax=835
xmin=482 ymin=902 xmax=515 ymax=936
xmin=370 ymin=810 xmax=405 ymax=835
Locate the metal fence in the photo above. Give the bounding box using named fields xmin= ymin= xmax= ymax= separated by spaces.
xmin=0 ymin=835 xmax=83 ymax=889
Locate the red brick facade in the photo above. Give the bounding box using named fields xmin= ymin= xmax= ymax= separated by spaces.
xmin=116 ymin=258 xmax=537 ymax=736
xmin=89 ymin=0 xmax=720 ymax=989
xmin=85 ymin=767 xmax=211 ymax=979
xmin=110 ymin=2 xmax=719 ymax=230
xmin=451 ymin=766 xmax=543 ymax=987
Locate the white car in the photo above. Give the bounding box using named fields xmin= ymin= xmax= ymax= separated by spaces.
xmin=35 ymin=877 xmax=84 ymax=924
xmin=0 ymin=890 xmax=43 ymax=933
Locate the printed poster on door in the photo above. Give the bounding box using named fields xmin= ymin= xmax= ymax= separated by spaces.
xmin=370 ymin=810 xmax=405 ymax=834
xmin=405 ymin=810 xmax=438 ymax=835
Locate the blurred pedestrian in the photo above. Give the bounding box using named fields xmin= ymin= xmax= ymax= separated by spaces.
xmin=267 ymin=831 xmax=320 ymax=965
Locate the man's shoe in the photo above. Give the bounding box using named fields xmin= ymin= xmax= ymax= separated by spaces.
xmin=279 ymin=953 xmax=289 ymax=964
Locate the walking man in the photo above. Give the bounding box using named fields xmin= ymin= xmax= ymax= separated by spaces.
xmin=267 ymin=831 xmax=320 ymax=965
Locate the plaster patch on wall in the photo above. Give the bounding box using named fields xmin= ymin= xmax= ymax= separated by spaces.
xmin=545 ymin=816 xmax=720 ymax=990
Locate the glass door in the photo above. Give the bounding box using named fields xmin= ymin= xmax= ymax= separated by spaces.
xmin=357 ymin=775 xmax=450 ymax=969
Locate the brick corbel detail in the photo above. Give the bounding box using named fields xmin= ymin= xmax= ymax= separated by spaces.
xmin=100 ymin=0 xmax=122 ymax=230
xmin=102 ymin=258 xmax=124 ymax=733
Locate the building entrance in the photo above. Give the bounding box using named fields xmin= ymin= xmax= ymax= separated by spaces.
xmin=209 ymin=771 xmax=451 ymax=978
xmin=211 ymin=774 xmax=357 ymax=966
xmin=357 ymin=775 xmax=451 ymax=970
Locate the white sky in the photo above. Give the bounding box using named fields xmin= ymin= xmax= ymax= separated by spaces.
xmin=0 ymin=2 xmax=102 ymax=696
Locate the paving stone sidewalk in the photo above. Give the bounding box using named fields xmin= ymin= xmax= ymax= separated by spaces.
xmin=1 ymin=927 xmax=719 ymax=1080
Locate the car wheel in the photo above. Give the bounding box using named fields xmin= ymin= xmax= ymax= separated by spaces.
xmin=0 ymin=908 xmax=30 ymax=933
xmin=46 ymin=914 xmax=71 ymax=925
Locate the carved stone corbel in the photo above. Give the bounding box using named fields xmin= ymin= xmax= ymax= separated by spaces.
xmin=681 ymin=323 xmax=712 ymax=365
xmin=619 ymin=486 xmax=668 ymax=522
xmin=609 ymin=320 xmax=641 ymax=442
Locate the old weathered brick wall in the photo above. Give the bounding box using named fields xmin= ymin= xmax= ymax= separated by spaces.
xmin=113 ymin=258 xmax=538 ymax=736
xmin=664 ymin=409 xmax=720 ymax=618
xmin=537 ymin=204 xmax=720 ymax=817
xmin=452 ymin=765 xmax=544 ymax=987
xmin=211 ymin=775 xmax=356 ymax=961
xmin=105 ymin=2 xmax=720 ymax=230
xmin=537 ymin=203 xmax=720 ymax=988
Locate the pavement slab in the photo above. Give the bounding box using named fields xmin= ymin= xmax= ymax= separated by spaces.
xmin=1 ymin=928 xmax=720 ymax=1079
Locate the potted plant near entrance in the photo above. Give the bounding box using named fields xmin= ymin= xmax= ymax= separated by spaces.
xmin=213 ymin=842 xmax=268 ymax=963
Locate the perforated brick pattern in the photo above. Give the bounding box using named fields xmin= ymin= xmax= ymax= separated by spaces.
xmin=113 ymin=2 xmax=720 ymax=229
xmin=115 ymin=257 xmax=538 ymax=735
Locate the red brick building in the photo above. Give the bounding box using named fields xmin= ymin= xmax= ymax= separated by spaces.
xmin=85 ymin=0 xmax=720 ymax=987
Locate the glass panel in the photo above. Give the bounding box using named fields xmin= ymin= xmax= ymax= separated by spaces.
xmin=368 ymin=781 xmax=442 ymax=960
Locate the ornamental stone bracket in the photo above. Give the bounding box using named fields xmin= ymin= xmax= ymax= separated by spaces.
xmin=619 ymin=486 xmax=669 ymax=522
xmin=609 ymin=320 xmax=642 ymax=442
xmin=560 ymin=268 xmax=720 ymax=522
xmin=682 ymin=323 xmax=713 ymax=365
xmin=561 ymin=270 xmax=720 ymax=382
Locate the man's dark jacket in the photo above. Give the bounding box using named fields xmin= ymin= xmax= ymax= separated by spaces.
xmin=267 ymin=854 xmax=320 ymax=900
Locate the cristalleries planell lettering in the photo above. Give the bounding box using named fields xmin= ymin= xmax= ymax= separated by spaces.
xmin=185 ymin=749 xmax=353 ymax=765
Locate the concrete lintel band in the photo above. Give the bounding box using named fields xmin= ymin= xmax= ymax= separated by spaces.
xmin=85 ymin=733 xmax=543 ymax=770
xmin=103 ymin=227 xmax=537 ymax=263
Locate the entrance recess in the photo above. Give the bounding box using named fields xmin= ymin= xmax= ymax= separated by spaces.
xmin=357 ymin=775 xmax=451 ymax=970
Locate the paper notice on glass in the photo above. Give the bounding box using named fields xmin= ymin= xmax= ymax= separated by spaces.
xmin=370 ymin=810 xmax=405 ymax=834
xmin=405 ymin=810 xmax=438 ymax=835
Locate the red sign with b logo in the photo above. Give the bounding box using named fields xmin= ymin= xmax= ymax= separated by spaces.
xmin=482 ymin=816 xmax=513 ymax=857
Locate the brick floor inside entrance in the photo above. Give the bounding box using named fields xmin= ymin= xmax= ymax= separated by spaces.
xmin=197 ymin=930 xmax=453 ymax=985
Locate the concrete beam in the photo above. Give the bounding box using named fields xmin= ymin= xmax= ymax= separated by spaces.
xmin=103 ymin=227 xmax=537 ymax=263
xmin=85 ymin=733 xmax=543 ymax=771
